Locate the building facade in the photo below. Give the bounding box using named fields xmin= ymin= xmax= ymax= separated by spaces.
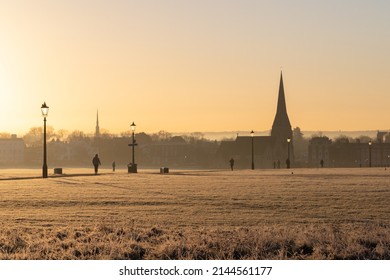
xmin=308 ymin=136 xmax=332 ymax=167
xmin=309 ymin=132 xmax=390 ymax=168
xmin=0 ymin=135 xmax=26 ymax=165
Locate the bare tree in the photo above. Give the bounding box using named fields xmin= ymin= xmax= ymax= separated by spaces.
xmin=0 ymin=132 xmax=12 ymax=138
xmin=23 ymin=126 xmax=56 ymax=147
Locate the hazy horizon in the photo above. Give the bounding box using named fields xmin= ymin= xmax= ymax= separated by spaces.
xmin=1 ymin=1 xmax=389 ymax=134
xmin=1 ymin=126 xmax=385 ymax=141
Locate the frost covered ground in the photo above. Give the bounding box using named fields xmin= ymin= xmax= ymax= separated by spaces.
xmin=0 ymin=167 xmax=389 ymax=259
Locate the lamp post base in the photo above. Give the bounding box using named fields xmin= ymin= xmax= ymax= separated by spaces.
xmin=42 ymin=164 xmax=48 ymax=178
xmin=128 ymin=163 xmax=138 ymax=173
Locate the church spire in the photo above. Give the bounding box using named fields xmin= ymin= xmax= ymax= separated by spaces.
xmin=95 ymin=110 xmax=100 ymax=138
xmin=271 ymin=71 xmax=292 ymax=139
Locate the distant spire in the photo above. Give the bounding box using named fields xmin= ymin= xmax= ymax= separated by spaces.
xmin=95 ymin=110 xmax=100 ymax=138
xmin=271 ymin=71 xmax=292 ymax=139
xmin=277 ymin=71 xmax=287 ymax=117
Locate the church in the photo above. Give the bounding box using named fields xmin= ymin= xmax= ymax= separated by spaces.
xmin=217 ymin=72 xmax=294 ymax=169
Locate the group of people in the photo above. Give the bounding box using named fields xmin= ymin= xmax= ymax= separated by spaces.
xmin=229 ymin=158 xmax=325 ymax=170
xmin=92 ymin=155 xmax=325 ymax=174
xmin=92 ymin=154 xmax=116 ymax=175
xmin=93 ymin=155 xmax=237 ymax=174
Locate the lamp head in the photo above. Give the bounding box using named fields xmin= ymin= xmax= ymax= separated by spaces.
xmin=41 ymin=102 xmax=49 ymax=118
xmin=130 ymin=122 xmax=136 ymax=132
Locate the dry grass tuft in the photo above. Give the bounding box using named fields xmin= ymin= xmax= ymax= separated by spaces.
xmin=0 ymin=223 xmax=389 ymax=260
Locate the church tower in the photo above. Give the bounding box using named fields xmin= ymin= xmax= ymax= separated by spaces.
xmin=95 ymin=110 xmax=100 ymax=138
xmin=271 ymin=72 xmax=292 ymax=141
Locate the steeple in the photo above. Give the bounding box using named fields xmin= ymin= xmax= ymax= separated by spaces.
xmin=95 ymin=110 xmax=100 ymax=138
xmin=271 ymin=72 xmax=292 ymax=140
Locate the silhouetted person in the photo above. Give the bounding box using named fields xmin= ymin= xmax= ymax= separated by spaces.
xmin=112 ymin=161 xmax=116 ymax=172
xmin=320 ymin=159 xmax=324 ymax=168
xmin=229 ymin=158 xmax=235 ymax=171
xmin=277 ymin=160 xmax=281 ymax=169
xmin=286 ymin=158 xmax=290 ymax=169
xmin=92 ymin=154 xmax=101 ymax=175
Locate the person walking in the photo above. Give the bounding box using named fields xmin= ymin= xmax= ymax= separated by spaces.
xmin=112 ymin=161 xmax=116 ymax=172
xmin=92 ymin=154 xmax=101 ymax=175
xmin=229 ymin=158 xmax=235 ymax=171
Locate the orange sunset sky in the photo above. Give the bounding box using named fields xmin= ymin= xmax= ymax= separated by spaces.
xmin=0 ymin=1 xmax=389 ymax=135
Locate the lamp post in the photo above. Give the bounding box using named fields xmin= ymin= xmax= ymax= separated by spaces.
xmin=368 ymin=141 xmax=372 ymax=167
xmin=250 ymin=130 xmax=254 ymax=170
xmin=286 ymin=137 xmax=291 ymax=169
xmin=128 ymin=122 xmax=138 ymax=173
xmin=41 ymin=102 xmax=49 ymax=178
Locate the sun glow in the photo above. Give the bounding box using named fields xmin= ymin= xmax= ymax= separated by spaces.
xmin=0 ymin=1 xmax=389 ymax=134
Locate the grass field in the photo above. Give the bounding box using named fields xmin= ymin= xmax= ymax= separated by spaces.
xmin=0 ymin=168 xmax=389 ymax=259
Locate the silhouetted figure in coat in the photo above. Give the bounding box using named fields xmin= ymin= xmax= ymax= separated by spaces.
xmin=92 ymin=154 xmax=101 ymax=175
xmin=320 ymin=159 xmax=324 ymax=168
xmin=229 ymin=158 xmax=235 ymax=171
xmin=112 ymin=161 xmax=116 ymax=172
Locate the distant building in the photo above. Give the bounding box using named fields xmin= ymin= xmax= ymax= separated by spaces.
xmin=0 ymin=135 xmax=26 ymax=165
xmin=308 ymin=132 xmax=390 ymax=167
xmin=217 ymin=72 xmax=294 ymax=169
xmin=308 ymin=136 xmax=331 ymax=167
xmin=142 ymin=137 xmax=190 ymax=167
xmin=377 ymin=131 xmax=390 ymax=143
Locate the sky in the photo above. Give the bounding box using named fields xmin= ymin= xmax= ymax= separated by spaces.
xmin=0 ymin=0 xmax=389 ymax=135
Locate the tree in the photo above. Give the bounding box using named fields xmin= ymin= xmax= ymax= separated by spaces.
xmin=55 ymin=129 xmax=69 ymax=142
xmin=98 ymin=128 xmax=114 ymax=139
xmin=68 ymin=130 xmax=88 ymax=142
xmin=292 ymin=127 xmax=309 ymax=165
xmin=0 ymin=132 xmax=11 ymax=139
xmin=151 ymin=130 xmax=172 ymax=142
xmin=182 ymin=132 xmax=207 ymax=143
xmin=120 ymin=130 xmax=133 ymax=137
xmin=135 ymin=132 xmax=153 ymax=144
xmin=170 ymin=136 xmax=186 ymax=143
xmin=23 ymin=126 xmax=56 ymax=147
xmin=311 ymin=131 xmax=323 ymax=138
xmin=293 ymin=127 xmax=303 ymax=141
xmin=190 ymin=132 xmax=204 ymax=140
xmin=356 ymin=135 xmax=372 ymax=143
xmin=334 ymin=135 xmax=351 ymax=143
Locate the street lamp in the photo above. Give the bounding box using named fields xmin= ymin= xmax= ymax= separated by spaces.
xmin=286 ymin=137 xmax=291 ymax=169
xmin=250 ymin=130 xmax=254 ymax=170
xmin=128 ymin=122 xmax=138 ymax=173
xmin=368 ymin=141 xmax=372 ymax=167
xmin=41 ymin=102 xmax=49 ymax=178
